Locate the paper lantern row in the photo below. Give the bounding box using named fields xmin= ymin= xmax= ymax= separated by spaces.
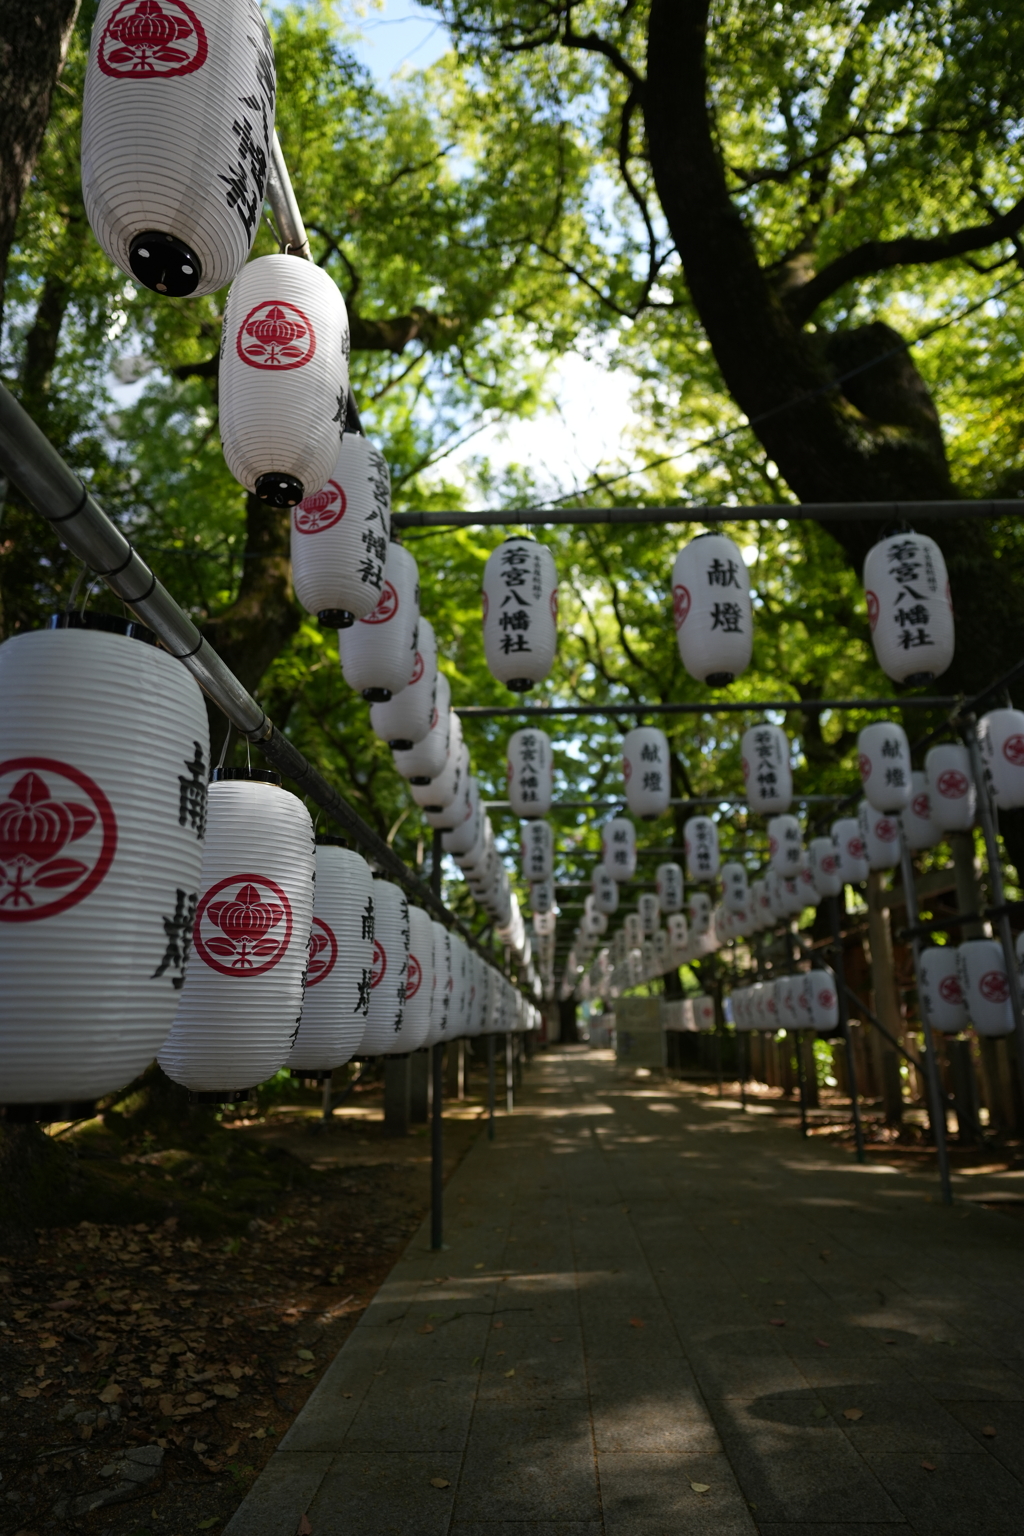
xmin=731 ymin=974 xmax=838 ymax=1034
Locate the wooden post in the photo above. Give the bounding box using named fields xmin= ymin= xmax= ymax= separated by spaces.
xmin=866 ymin=871 xmax=905 ymax=1125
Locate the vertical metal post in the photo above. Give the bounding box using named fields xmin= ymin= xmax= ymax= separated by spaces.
xmin=964 ymin=719 xmax=1024 ymax=1109
xmin=829 ymin=893 xmax=866 ymax=1163
xmin=897 ymin=824 xmax=953 ymax=1205
xmin=505 ymin=1033 xmax=514 ymax=1113
xmin=714 ymin=1029 xmax=723 ymax=1097
xmin=487 ymin=1033 xmax=496 ymax=1140
xmin=430 ymin=1042 xmax=444 ymax=1249
xmin=795 ymin=1023 xmax=809 ymax=1137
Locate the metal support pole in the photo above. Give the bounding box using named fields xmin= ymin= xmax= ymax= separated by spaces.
xmin=714 ymin=1030 xmax=723 ymax=1097
xmin=795 ymin=1025 xmax=809 ymax=1137
xmin=505 ymin=1034 xmax=514 ymax=1113
xmin=430 ymin=1043 xmax=444 ymax=1250
xmin=487 ymin=1034 xmax=496 ymax=1140
xmin=829 ymin=894 xmax=866 ymax=1163
xmin=897 ymin=825 xmax=954 ymax=1205
xmin=964 ymin=720 xmax=1024 ymax=1111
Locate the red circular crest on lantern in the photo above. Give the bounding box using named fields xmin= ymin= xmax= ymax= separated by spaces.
xmin=822 ymin=853 xmax=837 ymax=874
xmin=506 ymin=758 xmax=514 ymax=783
xmin=98 ymin=0 xmax=208 ymax=78
xmin=406 ymin=953 xmax=422 ymax=999
xmin=294 ymin=481 xmax=346 ymax=534
xmin=306 ymin=916 xmax=338 ymax=986
xmin=429 ymin=707 xmax=439 ymax=731
xmin=1002 ymin=734 xmax=1024 ymax=767
xmin=937 ymin=770 xmax=968 ymax=799
xmin=741 ymin=756 xmax=750 ymax=780
xmin=847 ymin=835 xmax=865 ymax=859
xmin=672 ymin=584 xmax=691 ymax=630
xmin=875 ymin=818 xmax=898 ymax=843
xmin=0 ymin=758 xmax=117 ymax=923
xmin=818 ymin=988 xmax=835 ymax=1009
xmin=866 ymin=590 xmax=879 ymax=631
xmin=938 ymin=973 xmax=963 ymax=1005
xmin=912 ymin=792 xmax=930 ymax=819
xmin=623 ymin=757 xmax=632 ymax=783
xmin=858 ymin=753 xmax=872 ymax=780
xmin=236 ymin=301 xmax=317 ymax=371
xmin=370 ymin=938 xmax=387 ymax=988
xmin=194 ymin=874 xmax=293 ymax=976
xmin=410 ymin=650 xmax=425 ymax=686
xmin=980 ymin=969 xmax=1009 ymax=1003
xmin=361 ymin=581 xmax=398 ymax=626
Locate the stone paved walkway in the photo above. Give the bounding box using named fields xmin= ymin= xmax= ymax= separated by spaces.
xmin=224 ymin=1048 xmax=1024 ymax=1536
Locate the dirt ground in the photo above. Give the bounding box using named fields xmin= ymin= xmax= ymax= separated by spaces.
xmin=0 ymin=1071 xmax=489 ymax=1536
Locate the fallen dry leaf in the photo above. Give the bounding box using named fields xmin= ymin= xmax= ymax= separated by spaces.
xmin=473 ymin=1263 xmax=484 ymax=1270
xmin=982 ymin=1426 xmax=997 ymax=1438
xmin=225 ymin=1441 xmax=241 ymax=1457
xmin=842 ymin=1408 xmax=863 ymax=1421
xmin=214 ymin=1382 xmax=241 ymax=1398
xmin=690 ymin=1481 xmax=711 ymax=1493
xmin=921 ymin=1461 xmax=936 ymax=1472
xmin=16 ymin=1387 xmax=39 ymax=1400
xmin=815 ymin=1339 xmax=830 ymax=1348
xmin=492 ymin=1320 xmax=504 ymax=1330
xmin=98 ymin=1383 xmax=124 ymax=1404
xmin=549 ymin=1336 xmax=563 ymax=1343
xmin=504 ymin=1368 xmax=515 ymax=1378
xmin=140 ymin=1376 xmax=162 ymax=1389
xmin=296 ymin=1517 xmax=312 ymax=1536
xmin=418 ymin=1324 xmax=435 ymax=1334
xmin=629 ymin=1318 xmax=645 ymax=1329
xmin=769 ymin=1319 xmax=786 ymax=1327
xmin=429 ymin=1477 xmax=450 ymax=1489
xmin=297 ymin=1348 xmax=314 ymax=1360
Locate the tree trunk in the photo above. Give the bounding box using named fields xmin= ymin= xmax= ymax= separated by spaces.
xmin=0 ymin=0 xmax=82 ymax=334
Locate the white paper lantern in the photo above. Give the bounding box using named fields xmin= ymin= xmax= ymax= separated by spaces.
xmin=0 ymin=622 xmax=209 ymax=1110
xmin=411 ymin=737 xmax=467 ymax=817
xmin=740 ymin=724 xmax=793 ymax=815
xmin=424 ymin=921 xmax=451 ymax=1048
xmin=400 ymin=905 xmax=434 ymax=1051
xmin=692 ymin=995 xmax=715 ymax=1031
xmin=858 ymin=799 xmax=901 ymax=871
xmin=717 ymin=860 xmax=746 ymax=914
xmin=858 ymin=722 xmax=912 ymax=814
xmin=506 ymin=727 xmax=553 ymax=817
xmin=775 ymin=975 xmax=798 ymax=1030
xmin=338 ymin=542 xmax=419 ymax=702
xmin=976 ymin=709 xmax=1024 ymax=810
xmin=393 ymin=674 xmax=451 ymax=785
xmin=533 ymin=908 xmax=556 ymax=938
xmin=622 ymin=727 xmax=671 ymax=820
xmin=624 ymin=911 xmax=644 ymax=950
xmin=220 ymin=255 xmax=348 ymax=508
xmin=831 ymin=818 xmax=869 ymax=885
xmin=371 ymin=617 xmax=437 ymax=751
xmin=667 ymin=912 xmax=689 ymax=950
xmin=288 ymin=843 xmax=374 ymax=1074
xmin=808 ymin=969 xmax=839 ymax=1032
xmin=455 ymin=812 xmax=493 ymax=878
xmin=767 ymin=813 xmax=802 ymax=877
xmin=291 ymin=435 xmax=391 ymax=627
xmin=443 ymin=777 xmax=481 ymax=857
xmin=583 ymin=896 xmax=608 ymax=937
xmin=448 ymin=934 xmax=470 ymax=1037
xmin=654 ymin=861 xmax=683 ymax=914
xmin=958 ymin=939 xmax=1014 ymax=1037
xmin=521 ymin=819 xmax=554 ymax=884
xmin=159 ymin=771 xmax=314 ymax=1096
xmin=919 ymin=745 xmax=972 ymax=835
xmin=903 ymin=769 xmax=941 ymax=851
xmin=793 ymin=974 xmax=814 ymax=1029
xmin=671 ymin=533 xmax=753 ymax=686
xmin=919 ymin=946 xmax=969 ymax=1034
xmin=357 ymin=878 xmax=409 ymax=1054
xmin=82 ymin=0 xmax=274 ymax=298
xmin=863 ymin=532 xmax=954 ymax=685
xmin=684 ymin=815 xmax=719 ymax=882
xmin=591 ymin=863 xmax=620 ymax=915
xmin=638 ymin=892 xmax=660 ymax=937
xmin=765 ymin=870 xmax=788 ymax=922
xmin=532 ymin=878 xmax=556 ymax=916
xmin=602 ymin=818 xmax=637 ymax=882
xmin=482 ymin=537 xmax=558 ymax=691
xmin=762 ymin=980 xmax=779 ymax=1030
xmin=688 ymin=892 xmax=711 ymax=937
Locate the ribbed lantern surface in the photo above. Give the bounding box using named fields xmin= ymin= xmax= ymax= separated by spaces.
xmin=370 ymin=616 xmax=437 ymax=750
xmin=448 ymin=935 xmax=470 ymax=1038
xmin=863 ymin=533 xmax=954 ymax=684
xmin=602 ymin=817 xmax=636 ymax=882
xmin=288 ymin=843 xmax=374 ymax=1073
xmin=638 ymin=892 xmax=660 ymax=937
xmin=671 ymin=533 xmax=753 ymax=686
xmin=220 ymin=255 xmax=349 ymax=509
xmin=858 ymin=721 xmax=912 ymax=813
xmin=591 ymin=862 xmax=620 ymax=913
xmin=958 ymin=939 xmax=1014 ymax=1036
xmin=393 ymin=676 xmax=452 ymax=785
xmin=521 ymin=819 xmax=554 ymax=883
xmin=858 ymin=799 xmax=901 ymax=871
xmin=809 ymin=836 xmax=842 ymax=898
xmin=767 ymin=813 xmax=802 ymax=877
xmin=919 ymin=945 xmax=969 ymax=1034
xmin=82 ymin=0 xmax=275 ymax=298
xmin=720 ymin=860 xmax=748 ymax=913
xmin=921 ymin=744 xmax=972 ymax=833
xmin=400 ymin=905 xmax=433 ymax=1051
xmin=356 ymin=879 xmax=409 ymax=1054
xmin=977 ymin=709 xmax=1024 ymax=810
xmin=409 ymin=722 xmax=464 ymax=812
xmin=507 ymin=727 xmax=553 ymax=817
xmin=622 ymin=727 xmax=671 ymax=819
xmin=443 ymin=777 xmax=481 ymax=857
xmin=684 ymin=815 xmax=720 ymax=882
xmin=424 ymin=921 xmax=451 ymax=1048
xmin=338 ymin=542 xmax=419 ymax=702
xmin=291 ymin=435 xmax=391 ymax=627
xmin=655 ymin=861 xmax=684 ymax=913
xmin=831 ymin=817 xmax=869 ymax=884
xmin=741 ymin=723 xmax=792 ymax=814
xmin=482 ymin=538 xmax=558 ymax=690
xmin=904 ymin=770 xmax=940 ymax=850
xmin=808 ymin=970 xmax=838 ymax=1032
xmin=0 ymin=624 xmax=209 ymax=1108
xmin=159 ymin=774 xmax=314 ymax=1095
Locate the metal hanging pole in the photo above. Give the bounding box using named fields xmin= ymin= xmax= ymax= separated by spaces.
xmin=391 ymin=498 xmax=1024 ymax=531
xmin=829 ymin=893 xmax=866 ymax=1162
xmin=459 ymin=697 xmax=956 ymax=721
xmin=896 ymin=823 xmax=954 ymax=1205
xmin=266 ymin=131 xmax=312 ymax=260
xmin=963 ymin=720 xmax=1024 ymax=1109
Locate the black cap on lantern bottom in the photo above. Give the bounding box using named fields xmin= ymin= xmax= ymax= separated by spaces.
xmin=388 ymin=738 xmax=415 ymax=751
xmin=506 ymin=678 xmax=535 ymax=693
xmin=362 ymin=687 xmax=393 ymax=703
xmin=48 ymin=611 xmax=157 ymax=644
xmin=255 ymin=472 xmax=304 ymax=508
xmin=290 ymin=1069 xmax=332 ymax=1084
xmin=903 ymin=671 xmax=936 ymax=687
xmin=705 ymin=671 xmax=735 ymax=687
xmin=1 ymin=1099 xmax=97 ymax=1125
xmin=319 ymin=609 xmax=355 ymax=629
xmin=409 ymin=775 xmax=433 ymax=786
xmin=190 ymin=1089 xmax=255 ymax=1105
xmin=129 ymin=231 xmax=202 ymax=297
